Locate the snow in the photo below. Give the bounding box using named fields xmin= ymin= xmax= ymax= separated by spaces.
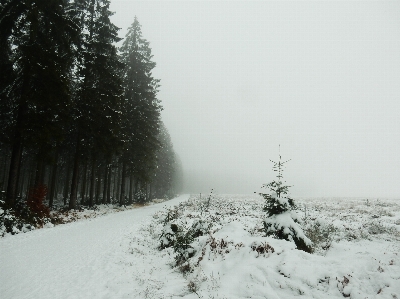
xmin=265 ymin=211 xmax=312 ymax=245
xmin=1 ymin=194 xmax=400 ymax=299
xmin=0 ymin=195 xmax=190 ymax=299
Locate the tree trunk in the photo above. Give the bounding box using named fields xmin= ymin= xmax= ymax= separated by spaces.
xmin=55 ymin=172 xmax=60 ymax=203
xmin=112 ymin=166 xmax=117 ymax=202
xmin=80 ymin=160 xmax=88 ymax=205
xmin=49 ymin=165 xmax=57 ymax=209
xmin=149 ymin=183 xmax=152 ymax=201
xmin=134 ymin=180 xmax=139 ymax=202
xmin=95 ymin=173 xmax=101 ymax=205
xmin=48 ymin=151 xmax=58 ymax=209
xmin=1 ymin=154 xmax=8 ymax=192
xmin=119 ymin=162 xmax=126 ymax=206
xmin=116 ymin=164 xmax=121 ymax=204
xmin=107 ymin=165 xmax=111 ymax=203
xmin=102 ymin=162 xmax=108 ymax=204
xmin=25 ymin=164 xmax=34 ymax=201
xmin=19 ymin=165 xmax=27 ymax=199
xmin=1 ymin=152 xmax=7 ymax=191
xmin=34 ymin=157 xmax=44 ymax=187
xmin=6 ymin=137 xmax=23 ymax=207
xmin=89 ymin=157 xmax=96 ymax=207
xmin=63 ymin=160 xmax=71 ymax=206
xmin=69 ymin=140 xmax=80 ymax=209
xmin=129 ymin=174 xmax=134 ymax=204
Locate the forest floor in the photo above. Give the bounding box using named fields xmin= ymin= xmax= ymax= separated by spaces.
xmin=1 ymin=194 xmax=400 ymax=299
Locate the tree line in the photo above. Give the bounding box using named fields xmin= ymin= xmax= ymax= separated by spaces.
xmin=0 ymin=0 xmax=182 ymax=211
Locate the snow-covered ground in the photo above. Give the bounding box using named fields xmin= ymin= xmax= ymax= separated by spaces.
xmin=0 ymin=195 xmax=190 ymax=299
xmin=149 ymin=194 xmax=400 ymax=299
xmin=1 ymin=194 xmax=400 ymax=299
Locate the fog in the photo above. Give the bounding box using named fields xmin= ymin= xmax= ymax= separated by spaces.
xmin=110 ymin=1 xmax=400 ymax=197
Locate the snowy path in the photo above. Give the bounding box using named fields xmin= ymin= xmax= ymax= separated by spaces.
xmin=0 ymin=195 xmax=190 ymax=299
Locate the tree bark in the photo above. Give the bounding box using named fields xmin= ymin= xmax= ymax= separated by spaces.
xmin=34 ymin=157 xmax=44 ymax=187
xmin=89 ymin=157 xmax=96 ymax=207
xmin=80 ymin=160 xmax=88 ymax=205
xmin=129 ymin=173 xmax=134 ymax=204
xmin=69 ymin=140 xmax=80 ymax=209
xmin=107 ymin=165 xmax=111 ymax=203
xmin=149 ymin=183 xmax=152 ymax=201
xmin=112 ymin=165 xmax=117 ymax=202
xmin=119 ymin=161 xmax=126 ymax=206
xmin=48 ymin=151 xmax=58 ymax=209
xmin=1 ymin=153 xmax=9 ymax=192
xmin=19 ymin=164 xmax=27 ymax=199
xmin=102 ymin=162 xmax=108 ymax=204
xmin=134 ymin=180 xmax=139 ymax=202
xmin=25 ymin=164 xmax=34 ymax=201
xmin=95 ymin=173 xmax=101 ymax=205
xmin=63 ymin=160 xmax=71 ymax=206
xmin=6 ymin=136 xmax=23 ymax=207
xmin=116 ymin=163 xmax=121 ymax=204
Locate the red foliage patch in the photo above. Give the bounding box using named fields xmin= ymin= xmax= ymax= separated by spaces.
xmin=27 ymin=184 xmax=50 ymax=218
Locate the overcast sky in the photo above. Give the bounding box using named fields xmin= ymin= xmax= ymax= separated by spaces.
xmin=109 ymin=0 xmax=400 ymax=197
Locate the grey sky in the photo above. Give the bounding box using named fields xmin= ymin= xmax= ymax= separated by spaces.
xmin=110 ymin=1 xmax=400 ymax=197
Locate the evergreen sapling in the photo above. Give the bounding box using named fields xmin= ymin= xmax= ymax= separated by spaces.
xmin=260 ymin=151 xmax=312 ymax=253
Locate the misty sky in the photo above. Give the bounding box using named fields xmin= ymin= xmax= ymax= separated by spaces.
xmin=109 ymin=1 xmax=400 ymax=197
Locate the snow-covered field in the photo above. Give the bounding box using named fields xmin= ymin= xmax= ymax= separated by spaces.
xmin=1 ymin=194 xmax=400 ymax=299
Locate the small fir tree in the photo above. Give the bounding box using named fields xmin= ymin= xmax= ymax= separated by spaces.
xmin=260 ymin=148 xmax=312 ymax=253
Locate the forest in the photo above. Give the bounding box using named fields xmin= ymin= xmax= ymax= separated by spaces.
xmin=0 ymin=0 xmax=182 ymax=214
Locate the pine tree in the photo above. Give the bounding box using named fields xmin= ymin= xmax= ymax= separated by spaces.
xmin=68 ymin=0 xmax=123 ymax=209
xmin=260 ymin=148 xmax=312 ymax=253
xmin=152 ymin=122 xmax=176 ymax=199
xmin=119 ymin=16 xmax=162 ymax=204
xmin=0 ymin=0 xmax=79 ymax=207
xmin=0 ymin=2 xmax=177 ymax=215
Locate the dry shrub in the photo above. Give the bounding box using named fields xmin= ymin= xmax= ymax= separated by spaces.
xmin=27 ymin=184 xmax=50 ymax=218
xmin=251 ymin=242 xmax=275 ymax=256
xmin=208 ymin=236 xmax=231 ymax=254
xmin=179 ymin=262 xmax=192 ymax=274
xmin=187 ymin=280 xmax=199 ymax=294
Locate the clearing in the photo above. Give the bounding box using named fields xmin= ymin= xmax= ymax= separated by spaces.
xmin=1 ymin=194 xmax=400 ymax=299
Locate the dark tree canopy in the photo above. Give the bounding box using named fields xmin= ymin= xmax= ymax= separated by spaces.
xmin=0 ymin=2 xmax=180 ymax=214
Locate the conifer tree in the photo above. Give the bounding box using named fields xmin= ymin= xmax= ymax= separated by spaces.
xmin=260 ymin=148 xmax=312 ymax=253
xmin=0 ymin=0 xmax=79 ymax=207
xmin=0 ymin=3 xmax=179 ymax=214
xmin=119 ymin=17 xmax=162 ymax=204
xmin=68 ymin=0 xmax=123 ymax=208
xmin=152 ymin=122 xmax=176 ymax=199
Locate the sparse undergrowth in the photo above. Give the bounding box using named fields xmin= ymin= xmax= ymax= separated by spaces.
xmin=300 ymin=197 xmax=400 ymax=252
xmin=1 ymin=195 xmax=171 ymax=238
xmin=152 ymin=194 xmax=400 ymax=297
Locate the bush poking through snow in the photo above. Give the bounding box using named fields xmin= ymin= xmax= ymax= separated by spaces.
xmin=260 ymin=150 xmax=312 ymax=253
xmin=187 ymin=280 xmax=200 ymax=296
xmin=173 ymin=220 xmax=213 ymax=265
xmin=174 ymin=230 xmax=196 ymax=266
xmin=159 ymin=220 xmax=204 ymax=265
xmin=251 ymin=241 xmax=275 ymax=257
xmin=134 ymin=190 xmax=147 ymax=203
xmin=162 ymin=206 xmax=181 ymax=224
xmin=189 ymin=219 xmax=212 ymax=238
xmin=304 ymin=221 xmax=337 ymax=252
xmin=0 ymin=193 xmax=55 ymax=237
xmin=159 ymin=223 xmax=179 ymax=249
xmin=0 ymin=199 xmax=35 ymax=236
